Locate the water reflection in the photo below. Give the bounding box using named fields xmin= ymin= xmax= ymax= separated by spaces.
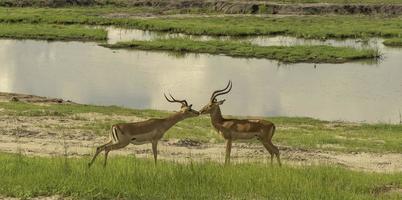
xmin=105 ymin=26 xmax=381 ymax=49
xmin=0 ymin=39 xmax=401 ymax=123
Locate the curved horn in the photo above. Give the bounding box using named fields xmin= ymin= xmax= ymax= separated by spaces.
xmin=164 ymin=93 xmax=188 ymax=106
xmin=211 ymin=80 xmax=232 ymax=101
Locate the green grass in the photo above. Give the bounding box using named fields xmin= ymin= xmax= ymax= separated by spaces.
xmin=0 ymin=153 xmax=401 ymax=199
xmin=0 ymin=0 xmax=401 ymax=7
xmin=101 ymin=38 xmax=379 ymax=63
xmin=0 ymin=101 xmax=167 ymax=118
xmin=1 ymin=8 xmax=402 ymax=39
xmin=0 ymin=23 xmax=107 ymax=41
xmin=117 ymin=16 xmax=402 ymax=39
xmin=270 ymin=0 xmax=402 ymax=4
xmin=383 ymin=38 xmax=402 ymax=47
xmin=1 ymin=101 xmax=402 ymax=153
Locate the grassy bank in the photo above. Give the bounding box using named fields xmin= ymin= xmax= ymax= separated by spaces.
xmin=272 ymin=0 xmax=402 ymax=3
xmin=1 ymin=101 xmax=402 ymax=153
xmin=101 ymin=38 xmax=379 ymax=63
xmin=1 ymin=8 xmax=402 ymax=39
xmin=0 ymin=153 xmax=401 ymax=199
xmin=0 ymin=0 xmax=401 ymax=7
xmin=383 ymin=38 xmax=402 ymax=47
xmin=0 ymin=23 xmax=107 ymax=41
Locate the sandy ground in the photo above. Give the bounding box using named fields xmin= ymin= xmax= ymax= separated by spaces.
xmin=1 ymin=132 xmax=401 ymax=173
xmin=0 ymin=92 xmax=401 ymax=173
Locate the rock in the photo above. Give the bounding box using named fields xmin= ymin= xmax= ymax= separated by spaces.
xmin=174 ymin=139 xmax=202 ymax=147
xmin=54 ymin=98 xmax=63 ymax=103
xmin=10 ymin=96 xmax=19 ymax=102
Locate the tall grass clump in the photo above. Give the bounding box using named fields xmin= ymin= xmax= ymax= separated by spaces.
xmin=0 ymin=153 xmax=401 ymax=199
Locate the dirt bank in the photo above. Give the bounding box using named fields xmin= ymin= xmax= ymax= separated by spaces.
xmin=1 ymin=0 xmax=401 ymax=15
xmin=0 ymin=92 xmax=74 ymax=104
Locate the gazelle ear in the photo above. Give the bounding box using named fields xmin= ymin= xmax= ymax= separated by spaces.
xmin=217 ymin=99 xmax=226 ymax=105
xmin=189 ymin=104 xmax=193 ymax=108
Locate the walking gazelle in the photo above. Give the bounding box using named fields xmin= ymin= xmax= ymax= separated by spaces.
xmin=88 ymin=94 xmax=199 ymax=167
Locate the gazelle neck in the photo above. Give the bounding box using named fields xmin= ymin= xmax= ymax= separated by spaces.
xmin=163 ymin=111 xmax=188 ymax=129
xmin=210 ymin=106 xmax=224 ymax=125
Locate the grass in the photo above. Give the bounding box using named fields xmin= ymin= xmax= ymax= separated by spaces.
xmin=270 ymin=0 xmax=402 ymax=4
xmin=1 ymin=8 xmax=402 ymax=39
xmin=116 ymin=16 xmax=402 ymax=39
xmin=0 ymin=153 xmax=401 ymax=199
xmin=101 ymin=38 xmax=379 ymax=63
xmin=383 ymin=38 xmax=402 ymax=47
xmin=1 ymin=0 xmax=401 ymax=7
xmin=0 ymin=101 xmax=166 ymax=118
xmin=0 ymin=23 xmax=107 ymax=41
xmin=1 ymin=101 xmax=402 ymax=153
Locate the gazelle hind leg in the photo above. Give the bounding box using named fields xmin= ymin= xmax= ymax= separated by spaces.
xmin=261 ymin=141 xmax=275 ymax=164
xmin=88 ymin=139 xmax=112 ymax=168
xmin=103 ymin=142 xmax=129 ymax=167
xmin=152 ymin=141 xmax=158 ymax=165
xmin=269 ymin=141 xmax=281 ymax=166
xmin=104 ymin=150 xmax=110 ymax=167
xmin=89 ymin=126 xmax=124 ymax=168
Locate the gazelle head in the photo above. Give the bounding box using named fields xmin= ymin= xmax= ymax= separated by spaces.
xmin=199 ymin=80 xmax=232 ymax=115
xmin=164 ymin=93 xmax=199 ymax=117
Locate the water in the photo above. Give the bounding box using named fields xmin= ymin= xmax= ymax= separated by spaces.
xmin=105 ymin=26 xmax=378 ymax=49
xmin=0 ymin=28 xmax=401 ymax=123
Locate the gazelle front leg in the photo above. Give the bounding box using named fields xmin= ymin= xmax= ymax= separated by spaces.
xmin=225 ymin=139 xmax=232 ymax=165
xmin=152 ymin=140 xmax=158 ymax=164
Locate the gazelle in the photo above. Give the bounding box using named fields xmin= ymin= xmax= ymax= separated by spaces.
xmin=199 ymin=81 xmax=281 ymax=165
xmin=88 ymin=94 xmax=199 ymax=167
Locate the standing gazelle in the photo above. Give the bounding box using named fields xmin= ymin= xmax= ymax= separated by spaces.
xmin=199 ymin=81 xmax=281 ymax=165
xmin=88 ymin=94 xmax=199 ymax=167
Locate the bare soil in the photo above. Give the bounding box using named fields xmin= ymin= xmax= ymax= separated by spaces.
xmin=0 ymin=92 xmax=401 ymax=173
xmin=1 ymin=133 xmax=401 ymax=172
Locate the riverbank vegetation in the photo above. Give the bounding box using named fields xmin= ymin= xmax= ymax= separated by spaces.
xmin=102 ymin=38 xmax=380 ymax=63
xmin=0 ymin=7 xmax=397 ymax=63
xmin=1 ymin=101 xmax=401 ymax=153
xmin=0 ymin=153 xmax=401 ymax=199
xmin=0 ymin=0 xmax=401 ymax=7
xmin=0 ymin=23 xmax=107 ymax=41
xmin=1 ymin=8 xmax=402 ymax=39
xmin=271 ymin=0 xmax=402 ymax=3
xmin=383 ymin=38 xmax=402 ymax=47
